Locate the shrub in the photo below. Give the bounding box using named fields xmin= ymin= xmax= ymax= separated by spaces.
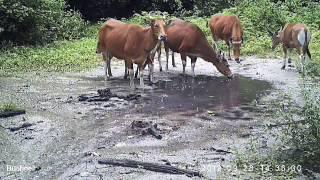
xmin=0 ymin=0 xmax=87 ymax=45
xmin=66 ymin=0 xmax=194 ymax=21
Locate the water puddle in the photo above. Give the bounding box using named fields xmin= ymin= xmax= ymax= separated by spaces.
xmin=141 ymin=74 xmax=272 ymax=114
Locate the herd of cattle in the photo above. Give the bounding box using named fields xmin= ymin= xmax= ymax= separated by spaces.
xmin=96 ymin=15 xmax=312 ymax=88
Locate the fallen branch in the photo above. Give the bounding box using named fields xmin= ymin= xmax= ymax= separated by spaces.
xmin=98 ymin=159 xmax=203 ymax=177
xmin=9 ymin=122 xmax=33 ymax=132
xmin=209 ymin=147 xmax=232 ymax=154
xmin=0 ymin=109 xmax=26 ymax=118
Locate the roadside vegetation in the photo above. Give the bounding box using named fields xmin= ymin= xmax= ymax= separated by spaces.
xmin=0 ymin=0 xmax=319 ymax=177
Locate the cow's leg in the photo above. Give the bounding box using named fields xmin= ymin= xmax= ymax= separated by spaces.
xmin=124 ymin=61 xmax=128 ymax=79
xmin=157 ymin=46 xmax=162 ymax=72
xmin=281 ymin=47 xmax=288 ymax=70
xmin=181 ymin=53 xmax=187 ymax=74
xmin=139 ymin=64 xmax=144 ymax=87
xmin=165 ymin=45 xmax=169 ymax=70
xmin=103 ymin=52 xmax=111 ymax=81
xmin=191 ymin=57 xmax=197 ymax=77
xmin=227 ymin=42 xmax=232 ymax=60
xmin=107 ymin=53 xmax=113 ymax=77
xmin=299 ymin=47 xmax=305 ymax=73
xmin=172 ymin=50 xmax=176 ymax=67
xmin=148 ymin=62 xmax=154 ymax=82
xmin=288 ymin=49 xmax=292 ymax=64
xmin=134 ymin=65 xmax=139 ymax=79
xmin=128 ymin=62 xmax=135 ymax=89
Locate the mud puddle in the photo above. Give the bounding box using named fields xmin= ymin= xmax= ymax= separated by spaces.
xmin=106 ymin=74 xmax=272 ymax=115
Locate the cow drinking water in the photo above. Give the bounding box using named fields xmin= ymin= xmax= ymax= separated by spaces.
xmin=208 ymin=15 xmax=243 ymax=63
xmin=271 ymin=23 xmax=311 ymax=72
xmin=163 ymin=19 xmax=233 ymax=78
xmin=96 ymin=18 xmax=167 ymax=89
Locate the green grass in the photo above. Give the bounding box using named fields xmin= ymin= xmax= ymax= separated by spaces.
xmin=0 ymin=37 xmax=100 ymax=76
xmin=0 ymin=103 xmax=19 ymax=113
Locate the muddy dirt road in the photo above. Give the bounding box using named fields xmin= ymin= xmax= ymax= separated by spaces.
xmin=0 ymin=54 xmax=299 ymax=179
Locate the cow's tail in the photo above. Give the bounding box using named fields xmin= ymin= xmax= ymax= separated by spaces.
xmin=306 ymin=46 xmax=311 ymax=59
xmin=304 ymin=29 xmax=311 ymax=59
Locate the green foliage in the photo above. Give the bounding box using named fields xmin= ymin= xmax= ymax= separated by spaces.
xmin=273 ymin=85 xmax=320 ymax=173
xmin=193 ymin=0 xmax=235 ymax=16
xmin=66 ymin=0 xmax=193 ymax=21
xmin=0 ymin=38 xmax=99 ymax=74
xmin=0 ymin=103 xmax=18 ymax=113
xmin=295 ymin=86 xmax=320 ymax=171
xmin=0 ymin=0 xmax=87 ymax=45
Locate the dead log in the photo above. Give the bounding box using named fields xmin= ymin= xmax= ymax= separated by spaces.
xmin=9 ymin=122 xmax=33 ymax=132
xmin=0 ymin=109 xmax=26 ymax=118
xmin=98 ymin=159 xmax=203 ymax=177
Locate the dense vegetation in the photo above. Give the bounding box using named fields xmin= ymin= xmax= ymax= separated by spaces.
xmin=0 ymin=0 xmax=319 ymax=176
xmin=0 ymin=0 xmax=87 ymax=45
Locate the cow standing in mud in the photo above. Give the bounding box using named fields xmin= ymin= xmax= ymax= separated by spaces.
xmin=162 ymin=19 xmax=233 ymax=78
xmin=271 ymin=23 xmax=311 ymax=72
xmin=208 ymin=15 xmax=243 ymax=63
xmin=96 ymin=18 xmax=167 ymax=89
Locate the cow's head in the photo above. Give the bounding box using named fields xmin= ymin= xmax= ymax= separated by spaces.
xmin=150 ymin=19 xmax=167 ymax=41
xmin=229 ymin=37 xmax=243 ymax=63
xmin=271 ymin=30 xmax=281 ymax=50
xmin=96 ymin=40 xmax=102 ymax=54
xmin=214 ymin=51 xmax=233 ymax=79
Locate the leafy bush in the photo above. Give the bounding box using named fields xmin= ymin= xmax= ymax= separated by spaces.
xmin=66 ymin=0 xmax=194 ymax=21
xmin=0 ymin=0 xmax=87 ymax=45
xmin=193 ymin=0 xmax=235 ymax=16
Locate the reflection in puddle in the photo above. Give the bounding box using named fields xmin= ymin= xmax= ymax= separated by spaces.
xmin=142 ymin=74 xmax=272 ymax=114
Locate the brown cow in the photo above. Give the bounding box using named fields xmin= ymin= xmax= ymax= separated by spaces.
xmin=209 ymin=15 xmax=243 ymax=63
xmin=96 ymin=18 xmax=167 ymax=88
xmin=162 ymin=19 xmax=233 ymax=78
xmin=271 ymin=23 xmax=311 ymax=71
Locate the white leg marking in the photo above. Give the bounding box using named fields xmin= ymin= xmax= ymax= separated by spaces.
xmin=140 ymin=69 xmax=144 ymax=87
xmin=182 ymin=60 xmax=186 ymax=74
xmin=104 ymin=61 xmax=108 ymax=81
xmin=148 ymin=63 xmax=154 ymax=82
xmin=129 ymin=69 xmax=134 ymax=89
xmin=166 ymin=50 xmax=169 ymax=70
xmin=191 ymin=62 xmax=196 ymax=77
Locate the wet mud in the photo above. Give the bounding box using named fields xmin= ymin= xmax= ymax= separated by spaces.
xmin=0 ymin=55 xmax=299 ymax=179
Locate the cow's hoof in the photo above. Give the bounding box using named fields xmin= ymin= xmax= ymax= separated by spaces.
xmin=160 ymin=67 xmax=163 ymax=72
xmin=281 ymin=66 xmax=286 ymax=70
xmin=288 ymin=58 xmax=292 ymax=64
